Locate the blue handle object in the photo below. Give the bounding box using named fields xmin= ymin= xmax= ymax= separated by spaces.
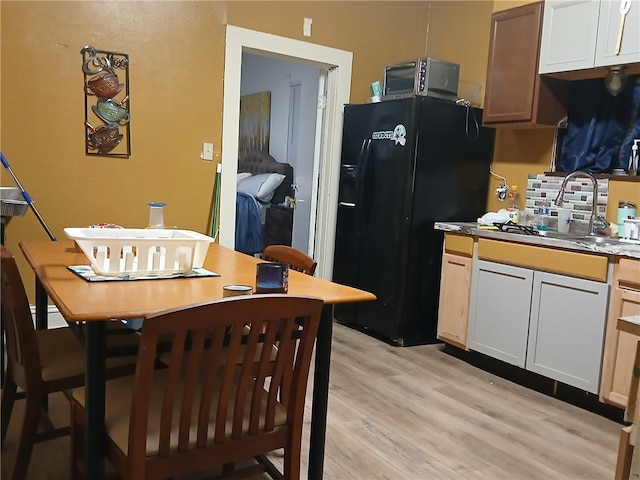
xmin=0 ymin=151 xmax=57 ymax=241
xmin=20 ymin=190 xmax=33 ymax=203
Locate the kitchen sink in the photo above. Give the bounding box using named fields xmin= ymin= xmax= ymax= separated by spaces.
xmin=568 ymin=236 xmax=622 ymax=245
xmin=490 ymin=223 xmax=632 ymax=247
xmin=504 ymin=229 xmax=625 ymax=245
xmin=536 ymin=230 xmax=582 ymax=239
xmin=538 ymin=231 xmax=623 ymax=245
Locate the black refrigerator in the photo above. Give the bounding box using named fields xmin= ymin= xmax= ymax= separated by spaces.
xmin=332 ymin=96 xmax=495 ymax=346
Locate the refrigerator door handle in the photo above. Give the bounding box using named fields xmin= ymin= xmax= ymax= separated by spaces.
xmin=357 ymin=138 xmax=371 ymax=226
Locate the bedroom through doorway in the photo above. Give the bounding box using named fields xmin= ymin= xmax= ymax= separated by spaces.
xmin=240 ymin=53 xmax=321 ymax=255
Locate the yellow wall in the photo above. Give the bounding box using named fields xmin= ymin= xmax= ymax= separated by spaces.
xmin=1 ymin=0 xmax=497 ymax=298
xmin=486 ymin=129 xmax=556 ymax=212
xmin=421 ymin=1 xmax=493 ymax=104
xmin=4 ymin=1 xmax=633 ymax=302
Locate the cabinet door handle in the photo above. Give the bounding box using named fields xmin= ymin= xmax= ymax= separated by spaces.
xmin=616 ymin=0 xmax=632 ymax=54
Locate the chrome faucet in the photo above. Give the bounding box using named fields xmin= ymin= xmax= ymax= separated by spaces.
xmin=554 ymin=171 xmax=608 ymax=236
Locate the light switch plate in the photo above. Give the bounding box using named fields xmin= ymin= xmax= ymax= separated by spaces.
xmin=303 ymin=18 xmax=312 ymax=37
xmin=201 ymin=142 xmax=214 ymax=161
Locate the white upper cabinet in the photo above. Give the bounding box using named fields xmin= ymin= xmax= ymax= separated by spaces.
xmin=596 ymin=0 xmax=640 ymax=67
xmin=539 ymin=0 xmax=600 ymax=73
xmin=539 ymin=0 xmax=640 ymax=74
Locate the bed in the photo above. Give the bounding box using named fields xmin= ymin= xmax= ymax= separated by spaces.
xmin=235 ymin=150 xmax=293 ymax=255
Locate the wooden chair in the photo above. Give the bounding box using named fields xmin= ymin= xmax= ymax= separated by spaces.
xmin=0 ymin=246 xmax=138 ymax=480
xmin=262 ymin=245 xmax=317 ymax=276
xmin=69 ymin=294 xmax=323 ymax=480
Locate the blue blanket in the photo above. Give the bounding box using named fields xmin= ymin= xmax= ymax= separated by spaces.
xmin=235 ymin=192 xmax=263 ymax=255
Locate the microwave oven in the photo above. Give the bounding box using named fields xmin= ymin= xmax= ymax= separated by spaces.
xmin=382 ymin=57 xmax=459 ymax=101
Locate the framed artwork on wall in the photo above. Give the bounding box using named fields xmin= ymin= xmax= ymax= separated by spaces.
xmin=239 ymin=91 xmax=271 ymax=157
xmin=81 ymin=45 xmax=131 ymax=158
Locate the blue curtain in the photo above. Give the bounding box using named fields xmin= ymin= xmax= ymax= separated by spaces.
xmin=558 ymin=75 xmax=640 ymax=173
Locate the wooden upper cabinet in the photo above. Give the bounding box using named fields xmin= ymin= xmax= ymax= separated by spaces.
xmin=483 ymin=1 xmax=568 ymax=128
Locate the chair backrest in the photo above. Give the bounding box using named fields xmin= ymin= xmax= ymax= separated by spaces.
xmin=262 ymin=245 xmax=317 ymax=276
xmin=125 ymin=294 xmax=323 ymax=478
xmin=0 ymin=246 xmax=42 ymax=389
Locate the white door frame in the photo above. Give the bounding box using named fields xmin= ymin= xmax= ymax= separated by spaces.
xmin=221 ymin=25 xmax=352 ymax=279
xmin=307 ymin=73 xmax=327 ymax=256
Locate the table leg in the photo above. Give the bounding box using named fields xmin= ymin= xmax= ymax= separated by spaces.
xmin=35 ymin=279 xmax=48 ymax=330
xmin=308 ymin=304 xmax=333 ymax=479
xmin=35 ymin=279 xmax=48 ymax=409
xmin=85 ymin=321 xmax=106 ymax=480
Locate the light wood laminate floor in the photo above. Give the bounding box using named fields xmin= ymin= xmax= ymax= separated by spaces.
xmin=1 ymin=322 xmax=622 ymax=479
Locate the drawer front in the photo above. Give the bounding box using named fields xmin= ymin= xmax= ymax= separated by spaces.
xmin=618 ymin=258 xmax=640 ymax=287
xmin=477 ymin=238 xmax=608 ymax=281
xmin=444 ymin=233 xmax=474 ymax=257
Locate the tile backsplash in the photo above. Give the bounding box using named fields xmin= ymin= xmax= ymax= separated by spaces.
xmin=525 ymin=173 xmax=608 ymax=229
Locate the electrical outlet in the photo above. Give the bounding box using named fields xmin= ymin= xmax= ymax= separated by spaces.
xmin=201 ymin=143 xmax=214 ymax=161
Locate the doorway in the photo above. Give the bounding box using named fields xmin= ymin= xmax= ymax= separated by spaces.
xmin=220 ymin=25 xmax=352 ymax=279
xmin=240 ymin=53 xmax=320 ymax=254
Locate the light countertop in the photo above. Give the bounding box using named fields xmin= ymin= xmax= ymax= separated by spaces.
xmin=435 ymin=222 xmax=640 ymax=259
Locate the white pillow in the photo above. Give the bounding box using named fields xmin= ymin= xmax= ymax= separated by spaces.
xmin=237 ymin=173 xmax=286 ymax=202
xmin=237 ymin=172 xmax=253 ymax=183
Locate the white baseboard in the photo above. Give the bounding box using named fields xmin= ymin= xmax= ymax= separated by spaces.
xmin=29 ymin=305 xmax=67 ymax=329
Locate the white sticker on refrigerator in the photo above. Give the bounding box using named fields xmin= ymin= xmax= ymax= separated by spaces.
xmin=371 ymin=124 xmax=407 ymax=146
xmin=392 ymin=125 xmax=406 ymax=145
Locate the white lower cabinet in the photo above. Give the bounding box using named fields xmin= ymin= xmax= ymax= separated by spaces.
xmin=527 ymin=271 xmax=609 ymax=393
xmin=468 ymin=260 xmax=610 ymax=394
xmin=468 ymin=261 xmax=533 ymax=368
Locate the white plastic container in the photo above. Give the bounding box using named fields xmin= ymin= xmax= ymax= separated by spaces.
xmin=623 ymin=218 xmax=640 ymax=242
xmin=147 ymin=201 xmax=166 ymax=229
xmin=64 ymin=227 xmax=215 ymax=277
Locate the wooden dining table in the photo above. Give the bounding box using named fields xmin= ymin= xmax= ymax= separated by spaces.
xmin=19 ymin=239 xmax=375 ymax=480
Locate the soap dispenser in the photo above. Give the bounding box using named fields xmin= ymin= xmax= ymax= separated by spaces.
xmin=629 ymin=139 xmax=639 ymax=176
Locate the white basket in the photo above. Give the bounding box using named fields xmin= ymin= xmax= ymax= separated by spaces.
xmin=64 ymin=227 xmax=215 ymax=277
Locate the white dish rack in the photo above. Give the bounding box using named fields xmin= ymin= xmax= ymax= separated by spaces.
xmin=64 ymin=228 xmax=215 ymax=277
